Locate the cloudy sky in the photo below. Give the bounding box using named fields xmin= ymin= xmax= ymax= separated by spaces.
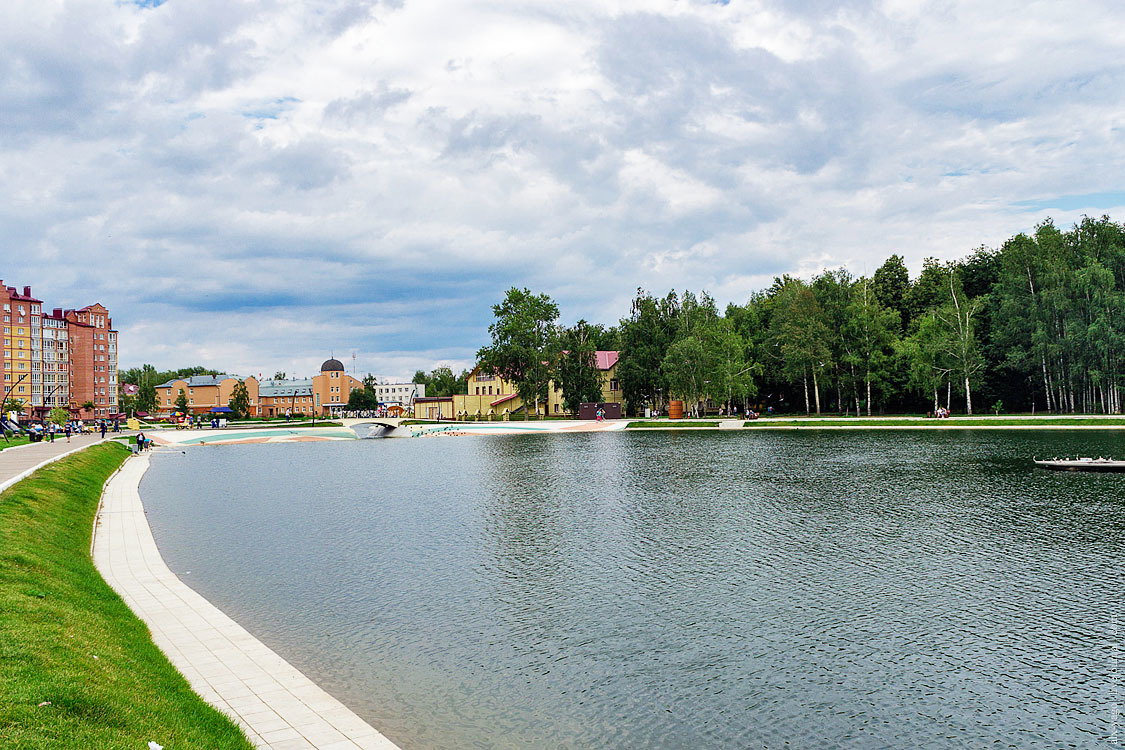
xmin=4 ymin=0 xmax=1125 ymax=380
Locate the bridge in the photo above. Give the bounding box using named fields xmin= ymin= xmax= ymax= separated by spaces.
xmin=340 ymin=417 xmax=411 ymax=437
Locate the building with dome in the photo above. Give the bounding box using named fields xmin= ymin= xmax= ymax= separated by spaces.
xmin=155 ymin=357 xmax=363 ymax=418
xmin=256 ymin=358 xmax=362 ymax=418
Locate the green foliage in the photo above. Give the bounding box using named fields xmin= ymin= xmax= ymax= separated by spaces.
xmin=872 ymin=254 xmax=910 ymax=330
xmin=556 ymin=320 xmax=605 ymax=413
xmin=174 ymin=389 xmax=188 ymax=412
xmin=477 ymin=287 xmax=560 ymax=416
xmin=411 ymin=366 xmax=469 ymax=397
xmin=228 ymin=381 xmax=251 ymax=420
xmin=347 ymin=374 xmax=380 ymax=410
xmin=2 ymin=397 xmax=24 ymax=415
xmin=618 ymin=289 xmax=681 ymax=413
xmin=49 ymin=407 xmax=69 ymax=426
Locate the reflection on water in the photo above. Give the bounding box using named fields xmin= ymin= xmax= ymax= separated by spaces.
xmin=141 ymin=431 xmax=1123 ymax=748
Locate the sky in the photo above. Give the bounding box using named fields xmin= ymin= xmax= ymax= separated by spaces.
xmin=4 ymin=0 xmax=1125 ymax=381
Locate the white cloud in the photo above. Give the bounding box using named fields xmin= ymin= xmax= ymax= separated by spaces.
xmin=3 ymin=0 xmax=1125 ymax=376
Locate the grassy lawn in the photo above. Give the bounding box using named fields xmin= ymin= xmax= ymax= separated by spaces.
xmin=625 ymin=421 xmax=720 ymax=428
xmin=0 ymin=443 xmax=253 ymax=750
xmin=0 ymin=435 xmax=31 ymax=451
xmin=744 ymin=416 xmax=1125 ymax=427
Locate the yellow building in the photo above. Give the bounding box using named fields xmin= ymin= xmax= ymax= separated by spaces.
xmin=156 ymin=374 xmax=261 ymax=416
xmin=414 ymin=351 xmax=623 ymax=420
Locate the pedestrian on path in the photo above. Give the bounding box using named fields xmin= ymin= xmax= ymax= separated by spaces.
xmin=100 ymin=420 xmax=107 ymax=439
xmin=64 ymin=422 xmax=72 ymax=443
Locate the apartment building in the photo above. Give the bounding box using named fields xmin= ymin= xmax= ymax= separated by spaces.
xmin=1 ymin=284 xmax=43 ymax=410
xmin=64 ymin=303 xmax=119 ymax=419
xmin=42 ymin=309 xmax=70 ymax=410
xmin=1 ymin=279 xmax=119 ymax=419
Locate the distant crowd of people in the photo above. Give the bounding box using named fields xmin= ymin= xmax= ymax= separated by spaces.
xmin=12 ymin=417 xmax=121 ymax=443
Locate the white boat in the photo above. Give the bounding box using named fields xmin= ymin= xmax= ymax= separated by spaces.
xmin=1034 ymin=457 xmax=1125 ymax=472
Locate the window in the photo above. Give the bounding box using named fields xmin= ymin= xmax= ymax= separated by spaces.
xmin=610 ymin=378 xmax=619 ymax=391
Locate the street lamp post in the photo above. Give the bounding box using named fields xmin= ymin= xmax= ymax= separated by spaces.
xmin=1 ymin=373 xmax=29 ymax=443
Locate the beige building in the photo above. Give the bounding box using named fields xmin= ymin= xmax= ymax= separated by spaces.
xmin=414 ymin=351 xmax=622 ymax=420
xmin=155 ymin=358 xmax=362 ymax=418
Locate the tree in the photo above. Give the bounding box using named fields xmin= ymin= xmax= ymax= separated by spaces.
xmin=699 ymin=317 xmax=757 ymax=413
xmin=661 ymin=336 xmax=708 ymax=416
xmin=936 ymin=268 xmax=986 ymax=414
xmin=135 ymin=382 xmax=157 ymax=414
xmin=618 ymin=290 xmax=680 ymax=414
xmin=174 ymin=389 xmax=188 ymax=412
xmin=556 ymin=320 xmax=606 ymax=413
xmin=347 ymin=374 xmax=379 ymax=410
xmin=844 ymin=278 xmax=899 ymax=415
xmin=477 ymin=287 xmax=560 ymax=418
xmin=872 ymin=254 xmax=910 ymax=331
xmin=2 ymin=398 xmax=24 ymax=416
xmin=229 ymin=380 xmax=251 ymax=419
xmin=901 ymin=311 xmax=951 ymax=413
xmin=273 ymin=371 xmax=287 ymax=380
xmin=49 ymin=407 xmax=69 ymax=426
xmin=769 ymin=279 xmax=830 ymax=414
xmin=81 ymin=400 xmax=96 ymax=414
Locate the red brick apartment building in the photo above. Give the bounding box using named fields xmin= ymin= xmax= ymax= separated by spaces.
xmin=1 ymin=278 xmax=118 ymax=419
xmin=63 ymin=304 xmax=118 ymax=419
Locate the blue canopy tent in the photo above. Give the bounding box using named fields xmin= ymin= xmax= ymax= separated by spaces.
xmin=209 ymin=407 xmax=233 ymax=413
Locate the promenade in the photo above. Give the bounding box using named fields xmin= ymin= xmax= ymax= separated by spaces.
xmin=0 ymin=432 xmax=112 ymax=493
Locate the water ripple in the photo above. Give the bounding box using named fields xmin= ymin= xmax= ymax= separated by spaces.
xmin=141 ymin=431 xmax=1123 ymax=749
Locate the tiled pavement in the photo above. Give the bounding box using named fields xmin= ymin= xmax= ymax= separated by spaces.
xmin=0 ymin=432 xmax=115 ymax=494
xmin=92 ymin=453 xmax=400 ymax=750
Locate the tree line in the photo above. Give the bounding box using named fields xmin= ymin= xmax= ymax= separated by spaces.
xmin=476 ymin=216 xmax=1125 ymax=416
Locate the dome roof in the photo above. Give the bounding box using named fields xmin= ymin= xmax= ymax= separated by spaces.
xmin=320 ymin=358 xmax=345 ymax=372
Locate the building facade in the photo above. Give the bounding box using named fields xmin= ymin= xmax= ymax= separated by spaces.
xmin=1 ymin=284 xmax=42 ymax=410
xmin=413 ymin=351 xmax=623 ymax=420
xmin=155 ymin=358 xmax=362 ymax=418
xmin=156 ymin=374 xmax=260 ymax=415
xmin=2 ymin=280 xmax=118 ymax=420
xmin=64 ymin=304 xmax=119 ymax=419
xmin=372 ymin=381 xmax=425 ymax=408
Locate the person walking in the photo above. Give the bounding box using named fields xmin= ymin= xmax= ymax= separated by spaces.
xmin=64 ymin=421 xmax=72 ymax=443
xmin=100 ymin=420 xmax=107 ymax=439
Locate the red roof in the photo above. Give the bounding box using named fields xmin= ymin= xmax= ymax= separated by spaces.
xmin=491 ymin=392 xmax=520 ymax=407
xmin=595 ymin=351 xmax=619 ymax=370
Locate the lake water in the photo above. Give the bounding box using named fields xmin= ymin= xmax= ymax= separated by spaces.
xmin=140 ymin=431 xmax=1123 ymax=748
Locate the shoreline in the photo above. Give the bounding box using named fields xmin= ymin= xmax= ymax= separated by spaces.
xmin=93 ymin=452 xmax=399 ymax=750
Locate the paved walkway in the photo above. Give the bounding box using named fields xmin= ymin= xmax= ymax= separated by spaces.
xmin=91 ymin=453 xmax=400 ymax=749
xmin=0 ymin=432 xmax=117 ymax=494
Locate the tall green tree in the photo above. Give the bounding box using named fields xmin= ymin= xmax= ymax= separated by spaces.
xmin=661 ymin=336 xmax=708 ymax=416
xmin=844 ymin=277 xmax=899 ymax=415
xmin=934 ymin=267 xmax=985 ymax=414
xmin=477 ymin=287 xmax=560 ymax=418
xmin=229 ymin=381 xmax=251 ymax=419
xmin=769 ymin=279 xmax=830 ymax=414
xmin=699 ymin=317 xmax=757 ymax=413
xmin=618 ymin=290 xmax=680 ymax=414
xmin=174 ymin=389 xmax=188 ymax=412
xmin=556 ymin=320 xmax=605 ymax=413
xmin=872 ymin=254 xmax=910 ymax=331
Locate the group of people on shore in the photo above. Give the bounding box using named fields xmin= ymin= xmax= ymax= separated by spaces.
xmin=930 ymin=407 xmax=951 ymax=418
xmin=20 ymin=418 xmax=119 ymax=443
